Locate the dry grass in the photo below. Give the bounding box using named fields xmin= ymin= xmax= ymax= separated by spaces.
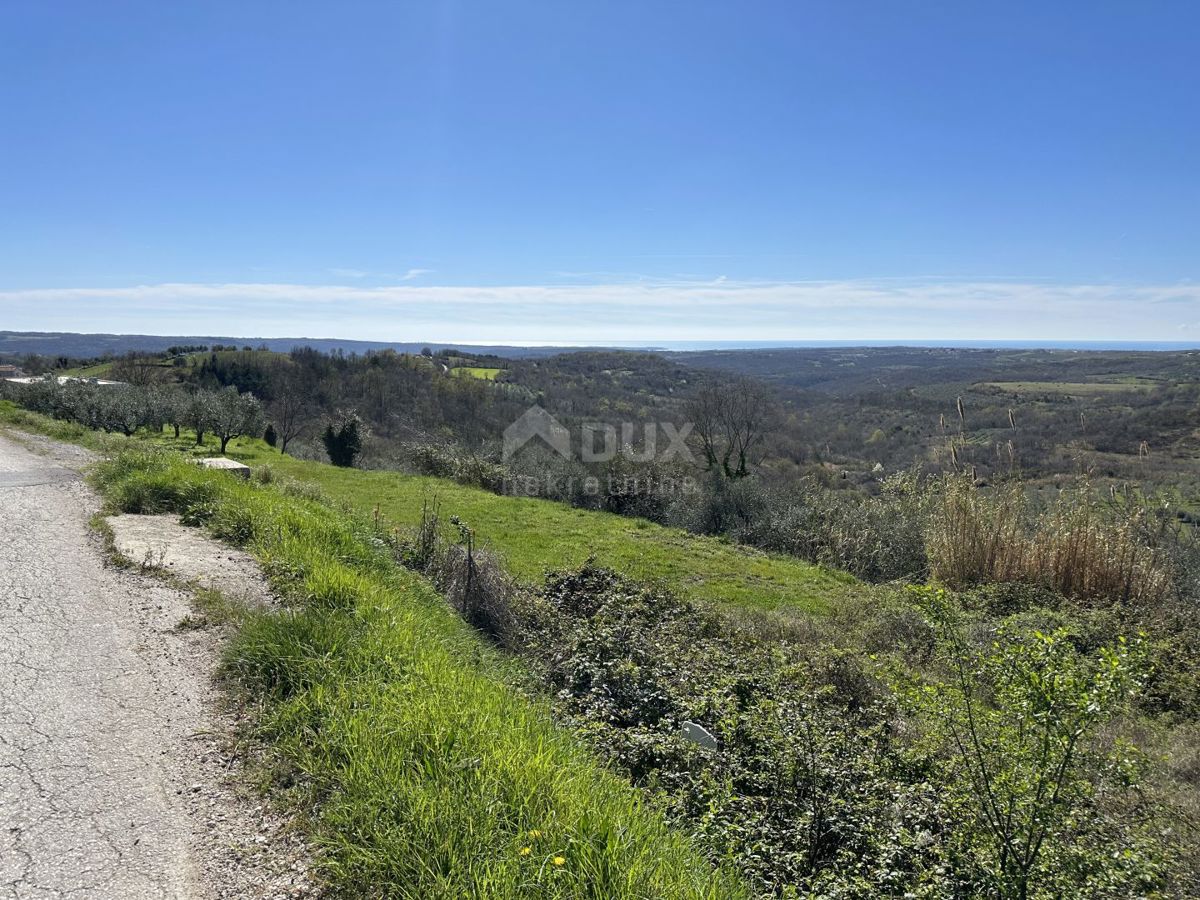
xmin=927 ymin=476 xmax=1172 ymax=606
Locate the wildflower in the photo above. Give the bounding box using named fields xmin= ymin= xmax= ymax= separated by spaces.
xmin=528 ymin=829 xmax=543 ymax=839
xmin=518 ymin=847 xmax=531 ymax=857
xmin=553 ymin=856 xmax=565 ymax=867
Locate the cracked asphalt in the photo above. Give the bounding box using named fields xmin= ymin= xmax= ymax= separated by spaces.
xmin=0 ymin=432 xmax=312 ymax=899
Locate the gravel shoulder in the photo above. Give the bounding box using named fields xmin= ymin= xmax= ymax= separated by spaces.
xmin=0 ymin=430 xmax=313 ymax=899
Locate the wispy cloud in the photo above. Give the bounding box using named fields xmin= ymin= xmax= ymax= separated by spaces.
xmin=326 ymin=267 xmax=433 ymax=281
xmin=1 ymin=278 xmax=1197 ymax=343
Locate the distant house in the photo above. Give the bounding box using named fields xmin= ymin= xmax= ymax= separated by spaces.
xmin=0 ymin=365 xmax=22 ymax=379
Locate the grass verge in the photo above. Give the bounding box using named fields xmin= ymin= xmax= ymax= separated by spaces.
xmin=89 ymin=445 xmax=747 ymax=898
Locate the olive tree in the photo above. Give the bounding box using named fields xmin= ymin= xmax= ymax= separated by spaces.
xmin=98 ymin=385 xmax=146 ymax=436
xmin=209 ymin=386 xmax=264 ymax=454
xmin=186 ymin=390 xmax=216 ymax=446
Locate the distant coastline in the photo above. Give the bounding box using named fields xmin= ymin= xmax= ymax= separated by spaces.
xmin=635 ymin=340 xmax=1200 ymax=352
xmin=4 ymin=330 xmax=1200 ymax=359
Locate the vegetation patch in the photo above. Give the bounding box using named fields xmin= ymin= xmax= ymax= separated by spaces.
xmin=453 ymin=366 xmax=504 ymax=380
xmin=976 ymin=380 xmax=1159 ymax=396
xmin=231 ymin=451 xmax=857 ymax=613
xmin=89 ymin=446 xmax=746 ymax=899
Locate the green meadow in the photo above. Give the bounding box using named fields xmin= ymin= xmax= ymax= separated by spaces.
xmin=231 ymin=444 xmax=856 ymax=614
xmin=452 ymin=365 xmax=505 ymax=380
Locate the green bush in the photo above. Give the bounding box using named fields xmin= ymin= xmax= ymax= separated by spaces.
xmin=905 ymin=587 xmax=1165 ymax=899
xmin=513 ymin=564 xmax=943 ymax=897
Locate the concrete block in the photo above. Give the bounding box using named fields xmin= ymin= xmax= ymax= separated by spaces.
xmin=196 ymin=457 xmax=251 ymax=479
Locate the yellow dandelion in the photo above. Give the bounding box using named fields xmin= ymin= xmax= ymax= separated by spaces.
xmin=518 ymin=846 xmax=532 ymax=857
xmin=553 ymin=856 xmax=565 ymax=867
xmin=527 ymin=829 xmax=543 ymax=839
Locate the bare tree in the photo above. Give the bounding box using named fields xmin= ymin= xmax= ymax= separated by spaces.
xmin=109 ymin=352 xmax=165 ymax=386
xmin=267 ymin=362 xmax=314 ymax=454
xmin=684 ymin=376 xmax=777 ymax=479
xmin=685 ymin=383 xmax=725 ymax=471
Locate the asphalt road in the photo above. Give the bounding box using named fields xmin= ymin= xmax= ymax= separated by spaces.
xmin=0 ymin=433 xmax=221 ymax=898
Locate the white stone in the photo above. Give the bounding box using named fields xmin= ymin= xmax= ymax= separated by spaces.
xmin=680 ymin=721 xmax=718 ymax=750
xmin=196 ymin=457 xmax=251 ymax=479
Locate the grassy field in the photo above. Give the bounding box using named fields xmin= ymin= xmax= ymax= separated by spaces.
xmin=220 ymin=445 xmax=856 ymax=614
xmin=58 ymin=361 xmax=115 ymax=378
xmin=452 ymin=366 xmax=504 ymax=380
xmin=977 ymin=379 xmax=1159 ymax=396
xmin=0 ymin=401 xmax=857 ymax=613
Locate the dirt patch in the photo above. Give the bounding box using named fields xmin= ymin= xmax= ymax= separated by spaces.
xmin=0 ymin=427 xmax=100 ymax=469
xmin=106 ymin=514 xmax=275 ymax=609
xmin=0 ymin=430 xmax=318 ymax=898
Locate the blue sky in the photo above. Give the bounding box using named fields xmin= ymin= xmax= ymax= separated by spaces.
xmin=1 ymin=1 xmax=1197 ymax=343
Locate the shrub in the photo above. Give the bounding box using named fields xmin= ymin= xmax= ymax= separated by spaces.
xmin=323 ymin=412 xmax=364 ymax=467
xmin=404 ymin=442 xmax=506 ymax=492
xmin=907 ymin=587 xmax=1164 ymax=899
xmin=711 ymin=472 xmax=929 ymax=583
xmin=513 ymin=564 xmax=946 ymax=896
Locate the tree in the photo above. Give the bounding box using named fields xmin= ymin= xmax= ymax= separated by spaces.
xmin=97 ymin=386 xmax=145 ymax=436
xmin=209 ymin=386 xmax=264 ymax=454
xmin=109 ymin=352 xmax=165 ymax=386
xmin=685 ymin=377 xmax=777 ymax=479
xmin=266 ymin=361 xmax=314 ymax=454
xmin=323 ymin=412 xmax=364 ymax=467
xmin=145 ymin=385 xmax=188 ymax=437
xmin=186 ymin=390 xmax=216 ymax=446
xmin=19 ymin=353 xmax=50 ymax=376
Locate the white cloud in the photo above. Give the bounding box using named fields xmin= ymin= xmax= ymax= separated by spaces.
xmin=0 ymin=278 xmax=1197 ymax=343
xmin=326 ymin=267 xmax=432 ymax=280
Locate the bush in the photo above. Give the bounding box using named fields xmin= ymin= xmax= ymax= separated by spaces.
xmin=692 ymin=471 xmax=929 ymax=583
xmin=511 ymin=563 xmax=947 ymax=896
xmin=323 ymin=412 xmax=364 ymax=467
xmin=404 ymin=442 xmax=506 ymax=492
xmin=907 ymin=587 xmax=1164 ymax=899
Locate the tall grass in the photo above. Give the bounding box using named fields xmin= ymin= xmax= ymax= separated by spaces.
xmin=927 ymin=476 xmax=1172 ymax=605
xmin=92 ymin=448 xmax=747 ymax=899
xmin=925 ymin=478 xmax=1028 ymax=586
